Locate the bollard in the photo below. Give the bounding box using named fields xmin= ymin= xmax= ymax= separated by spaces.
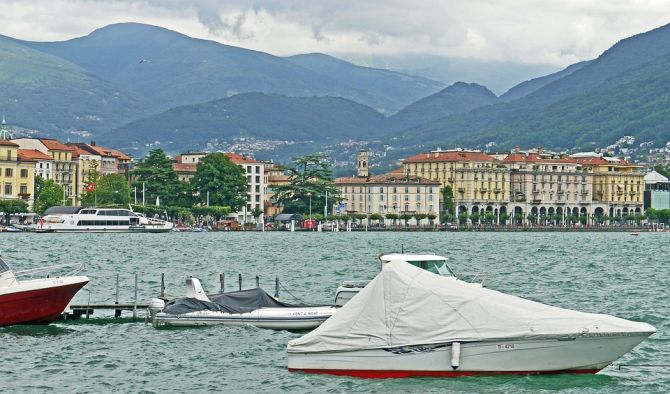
xmin=275 ymin=276 xmax=280 ymax=299
xmin=133 ymin=272 xmax=138 ymax=321
xmin=238 ymin=274 xmax=242 ymax=291
xmin=255 ymin=275 xmax=260 ymax=288
xmin=220 ymin=273 xmax=225 ymax=293
xmin=115 ymin=273 xmax=121 ymax=318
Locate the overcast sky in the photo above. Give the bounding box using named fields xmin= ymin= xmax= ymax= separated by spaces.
xmin=2 ymin=0 xmax=670 ymax=68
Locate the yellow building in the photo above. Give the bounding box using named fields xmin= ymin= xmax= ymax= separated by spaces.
xmin=0 ymin=140 xmax=36 ymax=209
xmin=403 ymin=150 xmax=510 ymax=220
xmin=12 ymin=138 xmax=76 ymax=204
xmin=572 ymin=154 xmax=644 ymax=218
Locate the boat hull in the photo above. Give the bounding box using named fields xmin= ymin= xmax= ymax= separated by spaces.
xmin=288 ymin=334 xmax=652 ymax=378
xmin=155 ymin=306 xmax=337 ymax=330
xmin=0 ymin=277 xmax=89 ymax=326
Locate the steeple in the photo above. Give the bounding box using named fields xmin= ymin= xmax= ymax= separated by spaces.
xmin=0 ymin=113 xmax=12 ymax=141
xmin=357 ymin=149 xmax=369 ymax=178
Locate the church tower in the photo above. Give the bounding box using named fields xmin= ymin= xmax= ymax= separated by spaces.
xmin=0 ymin=114 xmax=12 ymax=140
xmin=357 ymin=149 xmax=369 ymax=178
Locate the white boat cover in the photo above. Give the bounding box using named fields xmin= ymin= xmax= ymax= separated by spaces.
xmin=288 ymin=261 xmax=655 ymax=353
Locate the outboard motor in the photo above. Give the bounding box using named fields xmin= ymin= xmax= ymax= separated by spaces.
xmin=451 ymin=342 xmax=461 ymax=370
xmin=148 ymin=298 xmax=165 ymax=326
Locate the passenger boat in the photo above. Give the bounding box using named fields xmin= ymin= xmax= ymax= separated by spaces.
xmin=0 ymin=256 xmax=89 ymax=326
xmin=288 ymin=261 xmax=655 ymax=378
xmin=36 ymin=206 xmax=174 ymax=233
xmin=334 ymin=253 xmax=484 ymax=306
xmin=151 ymin=278 xmax=337 ymax=330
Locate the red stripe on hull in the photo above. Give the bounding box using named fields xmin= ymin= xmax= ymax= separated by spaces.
xmin=288 ymin=368 xmax=601 ymax=379
xmin=0 ymin=280 xmax=88 ymax=326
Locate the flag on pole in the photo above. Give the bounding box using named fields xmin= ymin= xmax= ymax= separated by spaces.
xmin=85 ymin=183 xmax=95 ymax=192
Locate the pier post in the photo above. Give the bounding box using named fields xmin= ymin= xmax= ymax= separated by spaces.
xmin=115 ymin=273 xmax=121 ymax=318
xmin=255 ymin=275 xmax=260 ymax=288
xmin=275 ymin=277 xmax=279 ymax=299
xmin=160 ymin=273 xmax=165 ymax=298
xmin=220 ymin=273 xmax=225 ymax=293
xmin=238 ymin=274 xmax=242 ymax=291
xmin=133 ymin=272 xmax=138 ymax=321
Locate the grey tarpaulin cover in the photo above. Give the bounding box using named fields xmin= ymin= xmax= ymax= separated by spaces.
xmin=288 ymin=260 xmax=655 ymax=354
xmin=163 ymin=288 xmax=295 ymax=315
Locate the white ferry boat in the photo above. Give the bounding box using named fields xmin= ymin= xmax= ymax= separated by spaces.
xmin=37 ymin=206 xmax=174 ymax=233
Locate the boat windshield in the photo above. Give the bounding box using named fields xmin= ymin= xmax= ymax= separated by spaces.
xmin=407 ymin=260 xmax=454 ymax=276
xmin=0 ymin=256 xmax=10 ymax=273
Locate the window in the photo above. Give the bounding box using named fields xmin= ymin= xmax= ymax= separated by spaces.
xmin=6 ymin=150 xmax=11 ymax=160
xmin=255 ymin=166 xmax=260 ymax=174
xmin=20 ymin=184 xmax=27 ymax=194
xmin=255 ymin=176 xmax=260 ymax=183
xmin=20 ymin=169 xmax=28 ymax=178
xmin=4 ymin=184 xmax=11 ymax=195
xmin=5 ymin=168 xmax=12 ymax=177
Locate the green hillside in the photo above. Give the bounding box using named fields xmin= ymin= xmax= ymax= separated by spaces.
xmin=99 ymin=93 xmax=390 ymax=153
xmin=0 ymin=36 xmax=150 ymax=134
xmin=25 ymin=23 xmax=443 ymax=114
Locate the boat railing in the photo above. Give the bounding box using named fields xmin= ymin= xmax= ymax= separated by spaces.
xmin=14 ymin=262 xmax=85 ymax=281
xmin=455 ymin=271 xmax=489 ymax=286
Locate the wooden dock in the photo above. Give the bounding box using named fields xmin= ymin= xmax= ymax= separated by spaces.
xmin=65 ymin=303 xmax=150 ymax=319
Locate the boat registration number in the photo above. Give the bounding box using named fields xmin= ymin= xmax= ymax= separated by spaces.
xmin=496 ymin=344 xmax=516 ymax=351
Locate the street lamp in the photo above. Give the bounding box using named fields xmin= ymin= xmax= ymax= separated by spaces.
xmin=307 ymin=192 xmax=312 ymax=220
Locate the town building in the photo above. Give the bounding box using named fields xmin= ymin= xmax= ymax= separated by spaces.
xmin=571 ymin=153 xmax=645 ymax=218
xmin=18 ymin=149 xmax=53 ymax=183
xmin=502 ymin=151 xmax=598 ymax=224
xmin=643 ymin=170 xmax=670 ymax=210
xmin=402 ymin=149 xmax=510 ymax=220
xmin=264 ymin=163 xmax=289 ymax=217
xmin=0 ymin=122 xmax=36 ymax=208
xmin=334 ymin=151 xmax=440 ymax=225
xmin=12 ymin=137 xmax=76 ymax=204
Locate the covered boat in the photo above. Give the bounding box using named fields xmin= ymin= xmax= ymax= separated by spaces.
xmin=152 ymin=278 xmax=337 ymax=330
xmin=0 ymin=256 xmax=89 ymax=326
xmin=288 ymin=261 xmax=655 ymax=378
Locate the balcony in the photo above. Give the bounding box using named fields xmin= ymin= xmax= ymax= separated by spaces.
xmin=629 ymin=190 xmax=636 ymax=195
xmin=457 ymin=187 xmax=465 ymax=193
xmin=494 ymin=188 xmax=501 ymax=193
xmin=480 ymin=187 xmax=488 ymax=192
xmin=18 ymin=193 xmax=31 ymax=200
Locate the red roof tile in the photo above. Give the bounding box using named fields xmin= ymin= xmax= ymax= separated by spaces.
xmin=403 ymin=151 xmax=495 ymax=163
xmin=0 ymin=140 xmax=18 ymax=147
xmin=225 ymin=152 xmax=260 ymax=164
xmin=173 ymin=163 xmax=197 ymax=173
xmin=40 ymin=138 xmax=74 ymax=151
xmin=18 ymin=149 xmax=52 ymax=161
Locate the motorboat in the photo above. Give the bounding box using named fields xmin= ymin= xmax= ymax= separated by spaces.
xmin=0 ymin=256 xmax=89 ymax=326
xmin=36 ymin=206 xmax=174 ymax=233
xmin=334 ymin=253 xmax=485 ymax=306
xmin=151 ymin=278 xmax=337 ymax=330
xmin=288 ymin=261 xmax=655 ymax=378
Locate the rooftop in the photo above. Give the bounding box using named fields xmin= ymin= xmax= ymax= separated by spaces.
xmin=335 ymin=172 xmax=440 ymax=186
xmin=403 ymin=150 xmax=495 ymax=164
xmin=18 ymin=149 xmax=52 ymax=161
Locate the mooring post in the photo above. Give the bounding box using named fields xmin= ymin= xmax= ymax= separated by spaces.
xmin=220 ymin=273 xmax=225 ymax=293
xmin=115 ymin=273 xmax=121 ymax=318
xmin=275 ymin=276 xmax=279 ymax=299
xmin=238 ymin=273 xmax=242 ymax=291
xmin=255 ymin=275 xmax=260 ymax=288
xmin=133 ymin=272 xmax=138 ymax=321
xmin=160 ymin=273 xmax=165 ymax=298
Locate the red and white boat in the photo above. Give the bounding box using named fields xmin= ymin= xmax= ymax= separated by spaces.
xmin=0 ymin=256 xmax=89 ymax=326
xmin=288 ymin=261 xmax=655 ymax=378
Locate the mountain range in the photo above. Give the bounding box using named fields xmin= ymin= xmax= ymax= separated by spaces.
xmin=2 ymin=21 xmax=670 ymax=161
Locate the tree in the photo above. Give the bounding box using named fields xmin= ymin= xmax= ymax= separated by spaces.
xmin=399 ymin=213 xmax=413 ymax=226
xmin=386 ymin=213 xmax=399 ymax=226
xmin=272 ymin=154 xmax=341 ymax=214
xmin=441 ymin=186 xmax=455 ymax=218
xmin=81 ymin=174 xmax=131 ymax=206
xmin=132 ymin=149 xmax=189 ymax=207
xmin=414 ymin=213 xmax=428 ymax=226
xmin=470 ymin=212 xmax=480 ymax=225
xmin=499 ymin=212 xmax=509 ymax=225
xmin=34 ymin=176 xmax=64 ymax=214
xmin=427 ymin=213 xmax=437 ymax=226
xmin=191 ymin=153 xmax=247 ymax=211
xmin=251 ymin=207 xmax=264 ymax=222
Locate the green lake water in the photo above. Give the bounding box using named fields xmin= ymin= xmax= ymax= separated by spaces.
xmin=1 ymin=232 xmax=668 ymax=393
